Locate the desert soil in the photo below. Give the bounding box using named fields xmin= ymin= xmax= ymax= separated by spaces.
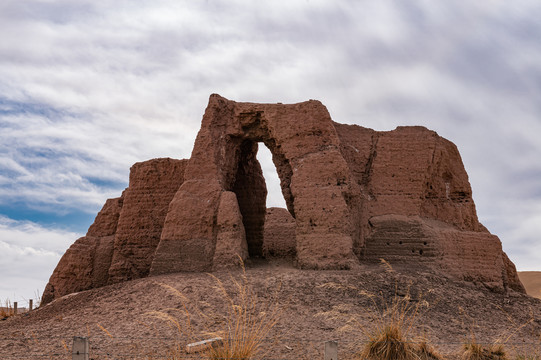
xmin=1 ymin=259 xmax=541 ymax=360
xmin=519 ymin=271 xmax=541 ymax=300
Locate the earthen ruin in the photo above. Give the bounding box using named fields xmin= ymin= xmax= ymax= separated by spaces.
xmin=42 ymin=94 xmax=524 ymax=305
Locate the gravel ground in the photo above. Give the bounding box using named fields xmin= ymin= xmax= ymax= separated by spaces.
xmin=1 ymin=259 xmax=540 ymax=359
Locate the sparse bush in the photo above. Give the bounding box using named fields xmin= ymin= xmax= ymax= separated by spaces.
xmin=148 ymin=259 xmax=284 ymax=360
xmin=459 ymin=301 xmax=539 ymax=360
xmin=0 ymin=299 xmax=15 ymax=318
xmin=360 ymin=324 xmax=417 ymax=360
xmin=462 ymin=338 xmax=508 ymax=360
xmin=416 ymin=339 xmax=444 ymax=360
xmin=319 ymin=259 xmax=443 ymax=360
xmin=204 ymin=268 xmax=283 ymax=360
xmin=355 ymin=291 xmax=443 ymax=360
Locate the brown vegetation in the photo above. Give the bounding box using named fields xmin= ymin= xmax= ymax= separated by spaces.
xmin=0 ymin=299 xmax=16 ymax=319
xmin=144 ymin=262 xmax=284 ymax=360
xmin=462 ymin=338 xmax=507 ymax=360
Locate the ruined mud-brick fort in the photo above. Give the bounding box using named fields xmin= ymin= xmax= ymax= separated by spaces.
xmin=42 ymin=94 xmax=524 ymax=305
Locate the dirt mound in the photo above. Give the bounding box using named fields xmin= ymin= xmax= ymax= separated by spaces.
xmin=2 ymin=262 xmax=540 ymax=359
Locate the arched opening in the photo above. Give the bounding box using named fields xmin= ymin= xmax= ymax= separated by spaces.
xmin=231 ymin=140 xmax=266 ymax=258
xmin=229 ymin=137 xmax=296 ymax=260
xmin=256 ymin=143 xmax=297 ymax=258
xmin=151 ymin=95 xmax=357 ymax=273
xmin=257 ymin=145 xmax=286 ymax=209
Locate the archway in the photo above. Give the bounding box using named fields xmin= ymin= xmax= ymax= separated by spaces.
xmin=150 ymin=95 xmax=357 ymax=273
xmin=230 ymin=139 xmax=266 ymax=257
xmin=257 ymin=144 xmax=286 ymax=209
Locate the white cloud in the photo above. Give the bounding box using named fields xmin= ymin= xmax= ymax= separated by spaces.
xmin=0 ymin=0 xmax=540 ymax=302
xmin=0 ymin=216 xmax=81 ymax=304
xmin=487 ymin=201 xmax=541 ymax=271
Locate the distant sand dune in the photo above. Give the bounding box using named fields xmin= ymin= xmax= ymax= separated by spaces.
xmin=518 ymin=271 xmax=541 ymax=299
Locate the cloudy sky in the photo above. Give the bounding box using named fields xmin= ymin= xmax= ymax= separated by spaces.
xmin=1 ymin=0 xmax=540 ymax=305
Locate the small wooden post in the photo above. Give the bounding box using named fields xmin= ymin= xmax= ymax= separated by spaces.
xmin=72 ymin=337 xmax=89 ymax=360
xmin=324 ymin=340 xmax=338 ymax=360
xmin=29 ymin=299 xmax=33 ymax=312
xmin=13 ymin=302 xmax=17 ymax=315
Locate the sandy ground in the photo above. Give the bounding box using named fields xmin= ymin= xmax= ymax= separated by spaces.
xmin=519 ymin=271 xmax=541 ymax=300
xmin=1 ymin=259 xmax=541 ymax=359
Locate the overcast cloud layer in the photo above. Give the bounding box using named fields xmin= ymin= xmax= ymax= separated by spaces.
xmin=1 ymin=0 xmax=540 ymax=304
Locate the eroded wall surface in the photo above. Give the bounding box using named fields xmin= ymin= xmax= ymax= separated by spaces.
xmin=42 ymin=95 xmax=524 ymax=305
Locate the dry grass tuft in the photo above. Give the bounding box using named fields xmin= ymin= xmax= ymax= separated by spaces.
xmin=205 ymin=267 xmax=283 ymax=360
xmin=320 ymin=260 xmax=442 ymax=360
xmin=359 ymin=324 xmax=417 ymax=360
xmin=416 ymin=339 xmax=444 ymax=360
xmin=0 ymin=299 xmax=16 ymax=318
xmin=462 ymin=336 xmax=508 ymax=360
xmin=148 ymin=258 xmax=284 ymax=360
xmin=355 ymin=313 xmax=444 ymax=360
xmin=459 ymin=303 xmax=540 ymax=360
xmin=96 ymin=323 xmax=114 ymax=338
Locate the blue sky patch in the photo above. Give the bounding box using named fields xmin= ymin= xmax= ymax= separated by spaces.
xmin=0 ymin=203 xmax=95 ymax=234
xmin=0 ymin=98 xmax=68 ymax=119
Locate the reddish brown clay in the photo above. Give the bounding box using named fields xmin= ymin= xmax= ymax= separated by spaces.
xmin=42 ymin=95 xmax=524 ymax=305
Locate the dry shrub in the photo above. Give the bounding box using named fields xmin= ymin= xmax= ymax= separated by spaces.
xmin=319 ymin=260 xmax=442 ymax=360
xmin=459 ymin=303 xmax=539 ymax=360
xmin=361 ymin=332 xmax=443 ymax=360
xmin=462 ymin=337 xmax=508 ymax=360
xmin=356 ymin=291 xmax=443 ymax=360
xmin=205 ymin=269 xmax=283 ymax=360
xmin=0 ymin=299 xmax=15 ymax=318
xmin=417 ymin=339 xmax=444 ymax=360
xmin=148 ymin=260 xmax=284 ymax=360
xmin=361 ymin=324 xmax=417 ymax=360
xmin=145 ymin=287 xmax=200 ymax=359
